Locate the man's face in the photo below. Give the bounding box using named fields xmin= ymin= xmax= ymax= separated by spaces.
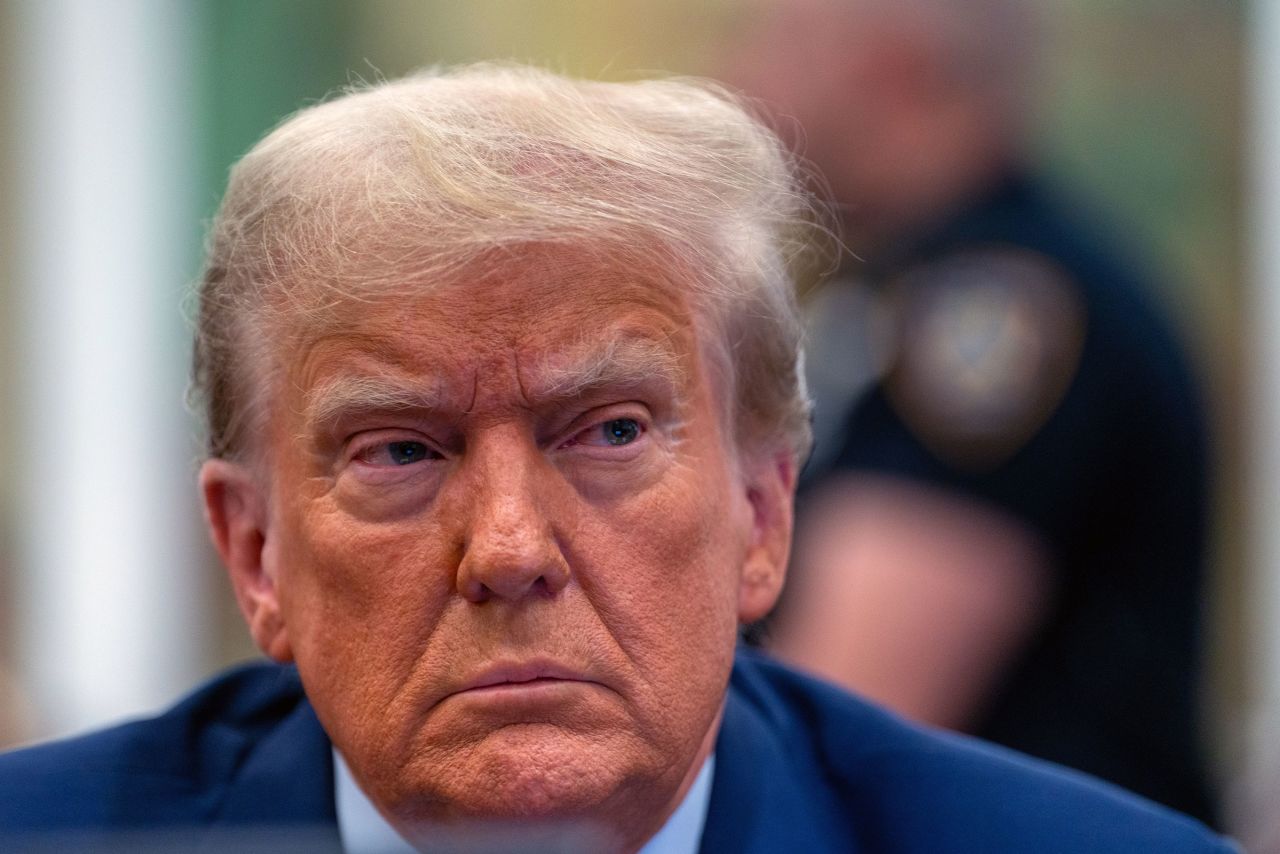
xmin=724 ymin=0 xmax=925 ymax=226
xmin=202 ymin=246 xmax=792 ymax=846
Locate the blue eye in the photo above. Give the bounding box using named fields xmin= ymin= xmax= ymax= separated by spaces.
xmin=602 ymin=418 xmax=641 ymax=446
xmin=385 ymin=441 xmax=431 ymax=465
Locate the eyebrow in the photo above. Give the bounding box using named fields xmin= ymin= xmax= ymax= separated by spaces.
xmin=528 ymin=334 xmax=686 ymax=404
xmin=304 ymin=375 xmax=449 ymax=430
xmin=303 ymin=333 xmax=687 ymax=431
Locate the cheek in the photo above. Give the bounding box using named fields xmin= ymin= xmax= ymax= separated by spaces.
xmin=578 ymin=457 xmax=748 ymax=681
xmin=275 ymin=503 xmax=454 ymax=697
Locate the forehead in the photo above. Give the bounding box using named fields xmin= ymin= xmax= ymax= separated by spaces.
xmin=279 ymin=245 xmax=709 ymax=407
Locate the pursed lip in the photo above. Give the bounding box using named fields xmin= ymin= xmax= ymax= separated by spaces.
xmin=454 ymin=660 xmax=600 ymax=695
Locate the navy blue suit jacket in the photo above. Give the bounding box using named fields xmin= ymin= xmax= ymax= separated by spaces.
xmin=0 ymin=649 xmax=1231 ymax=852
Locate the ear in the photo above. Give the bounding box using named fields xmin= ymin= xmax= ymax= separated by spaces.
xmin=737 ymin=449 xmax=797 ymax=624
xmin=199 ymin=459 xmax=293 ymax=662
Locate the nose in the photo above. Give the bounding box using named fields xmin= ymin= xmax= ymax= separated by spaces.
xmin=454 ymin=432 xmax=571 ymax=603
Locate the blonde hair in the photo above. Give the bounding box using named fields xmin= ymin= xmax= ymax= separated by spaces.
xmin=192 ymin=63 xmax=821 ymax=463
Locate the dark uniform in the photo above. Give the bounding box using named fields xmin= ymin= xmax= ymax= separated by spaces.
xmin=802 ymin=172 xmax=1216 ymax=824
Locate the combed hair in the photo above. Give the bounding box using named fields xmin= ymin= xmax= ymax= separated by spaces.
xmin=192 ymin=63 xmax=822 ymax=463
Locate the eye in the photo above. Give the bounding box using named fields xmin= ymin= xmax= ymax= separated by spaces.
xmin=556 ymin=412 xmax=651 ymax=454
xmin=565 ymin=417 xmax=645 ymax=450
xmin=600 ymin=418 xmax=641 ymax=446
xmin=358 ymin=440 xmax=436 ymax=466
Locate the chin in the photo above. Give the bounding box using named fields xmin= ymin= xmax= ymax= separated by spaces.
xmin=384 ymin=738 xmax=639 ymax=853
xmin=388 ymin=724 xmax=652 ymax=823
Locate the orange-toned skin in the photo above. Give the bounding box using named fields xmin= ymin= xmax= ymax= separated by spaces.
xmin=200 ymin=247 xmax=796 ymax=852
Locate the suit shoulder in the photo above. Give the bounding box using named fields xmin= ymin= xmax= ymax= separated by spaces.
xmin=0 ymin=662 xmax=306 ymax=830
xmin=729 ymin=650 xmax=1233 ymax=853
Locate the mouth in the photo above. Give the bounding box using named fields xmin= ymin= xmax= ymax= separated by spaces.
xmin=430 ymin=659 xmax=615 ymax=725
xmin=460 ymin=661 xmax=596 ymax=693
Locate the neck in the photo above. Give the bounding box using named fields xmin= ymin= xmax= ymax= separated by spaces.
xmin=617 ymin=703 xmax=723 ymax=853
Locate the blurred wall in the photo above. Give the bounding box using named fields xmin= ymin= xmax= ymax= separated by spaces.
xmin=0 ymin=0 xmax=22 ymax=745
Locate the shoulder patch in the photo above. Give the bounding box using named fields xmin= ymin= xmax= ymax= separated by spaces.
xmin=882 ymin=247 xmax=1087 ymax=470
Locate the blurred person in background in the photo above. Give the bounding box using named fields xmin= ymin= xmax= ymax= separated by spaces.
xmin=728 ymin=0 xmax=1217 ymax=824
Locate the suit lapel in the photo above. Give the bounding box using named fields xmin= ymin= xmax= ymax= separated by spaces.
xmin=699 ymin=687 xmax=763 ymax=853
xmin=201 ymin=695 xmax=342 ymax=852
xmin=699 ymin=662 xmax=861 ymax=854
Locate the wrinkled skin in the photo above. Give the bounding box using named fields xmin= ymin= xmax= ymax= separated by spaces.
xmin=200 ymin=247 xmax=795 ymax=851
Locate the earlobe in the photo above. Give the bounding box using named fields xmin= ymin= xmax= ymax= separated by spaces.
xmin=199 ymin=459 xmax=293 ymax=662
xmin=738 ymin=450 xmax=797 ymax=624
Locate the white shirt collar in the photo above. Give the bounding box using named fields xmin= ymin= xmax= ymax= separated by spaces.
xmin=333 ymin=749 xmax=715 ymax=854
xmin=637 ymin=753 xmax=715 ymax=854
